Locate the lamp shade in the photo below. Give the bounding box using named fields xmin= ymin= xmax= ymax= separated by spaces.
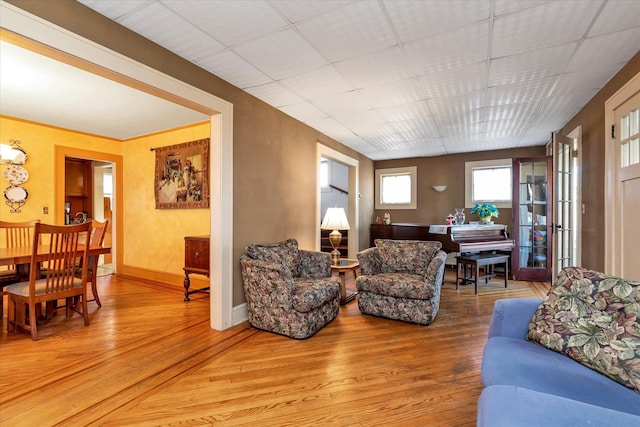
xmin=321 ymin=207 xmax=350 ymax=230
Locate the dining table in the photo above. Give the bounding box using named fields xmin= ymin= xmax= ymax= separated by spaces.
xmin=0 ymin=244 xmax=111 ymax=279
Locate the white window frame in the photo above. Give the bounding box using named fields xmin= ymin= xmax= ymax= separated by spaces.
xmin=465 ymin=159 xmax=512 ymax=209
xmin=375 ymin=166 xmax=417 ymax=210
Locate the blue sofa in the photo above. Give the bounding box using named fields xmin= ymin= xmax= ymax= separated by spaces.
xmin=478 ymin=297 xmax=640 ymax=426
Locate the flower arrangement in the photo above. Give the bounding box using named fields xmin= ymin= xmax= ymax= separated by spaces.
xmin=471 ymin=203 xmax=499 ymax=222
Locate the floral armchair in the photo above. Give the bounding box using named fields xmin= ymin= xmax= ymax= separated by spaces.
xmin=356 ymin=239 xmax=447 ymax=325
xmin=240 ymin=238 xmax=341 ymax=339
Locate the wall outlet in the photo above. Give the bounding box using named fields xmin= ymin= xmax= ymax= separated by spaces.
xmin=42 ymin=206 xmax=49 ymax=215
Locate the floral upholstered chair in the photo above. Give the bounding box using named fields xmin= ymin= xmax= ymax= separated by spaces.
xmin=240 ymin=238 xmax=341 ymax=339
xmin=356 ymin=239 xmax=447 ymax=325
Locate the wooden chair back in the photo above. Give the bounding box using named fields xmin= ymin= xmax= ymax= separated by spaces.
xmin=32 ymin=222 xmax=92 ymax=294
xmin=6 ymin=222 xmax=92 ymax=340
xmin=84 ymin=220 xmax=109 ymax=307
xmin=0 ymin=220 xmax=40 ymax=270
xmin=89 ymin=219 xmax=108 ymax=247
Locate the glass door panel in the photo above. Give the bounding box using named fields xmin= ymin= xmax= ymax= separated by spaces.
xmin=512 ymin=157 xmax=553 ymax=281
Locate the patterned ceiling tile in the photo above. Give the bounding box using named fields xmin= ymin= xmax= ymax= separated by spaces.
xmin=405 ymin=21 xmax=489 ymax=75
xmin=162 ymin=0 xmax=288 ymax=47
xmin=359 ymin=78 xmax=425 ymax=109
xmin=383 ymin=0 xmax=490 ymax=43
xmin=233 ymin=29 xmax=328 ymax=80
xmin=196 ymin=50 xmax=272 ymax=89
xmin=492 ymin=1 xmax=601 ymax=57
xmin=296 ymin=1 xmax=397 ymax=62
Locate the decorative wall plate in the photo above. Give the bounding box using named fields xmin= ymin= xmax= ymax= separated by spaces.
xmin=4 ymin=185 xmax=29 ymax=203
xmin=1 ymin=147 xmax=28 ymax=165
xmin=3 ymin=165 xmax=29 ymax=185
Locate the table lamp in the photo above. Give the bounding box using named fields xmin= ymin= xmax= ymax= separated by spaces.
xmin=321 ymin=207 xmax=350 ymax=265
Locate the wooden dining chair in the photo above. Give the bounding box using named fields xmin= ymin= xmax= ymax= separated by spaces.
xmin=81 ymin=219 xmax=109 ymax=307
xmin=0 ymin=219 xmax=40 ymax=319
xmin=5 ymin=222 xmax=92 ymax=341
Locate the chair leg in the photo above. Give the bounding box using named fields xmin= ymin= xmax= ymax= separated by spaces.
xmin=91 ymin=277 xmax=102 ymax=307
xmin=29 ymin=301 xmax=38 ymax=341
xmin=82 ymin=293 xmax=90 ymax=326
xmin=7 ymin=297 xmax=15 ymax=332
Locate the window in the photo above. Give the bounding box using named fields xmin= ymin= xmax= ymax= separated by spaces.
xmin=375 ymin=166 xmax=417 ymax=210
xmin=465 ymin=159 xmax=512 ymax=209
xmin=319 ymin=159 xmax=329 ymax=188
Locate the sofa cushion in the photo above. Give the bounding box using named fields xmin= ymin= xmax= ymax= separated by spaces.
xmin=246 ymin=238 xmax=299 ymax=277
xmin=374 ymin=239 xmax=441 ymax=275
xmin=527 ymin=267 xmax=640 ymax=393
xmin=356 ymin=273 xmax=434 ymax=300
xmin=482 ymin=336 xmax=640 ymax=415
xmin=478 ymin=385 xmax=640 ymax=427
xmin=488 ymin=298 xmax=542 ymax=339
xmin=292 ymin=277 xmax=340 ymax=313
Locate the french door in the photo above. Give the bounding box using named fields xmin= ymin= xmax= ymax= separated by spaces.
xmin=552 ymin=132 xmax=577 ymax=279
xmin=614 ymin=91 xmax=640 ymax=281
xmin=512 ymin=157 xmax=553 ymax=281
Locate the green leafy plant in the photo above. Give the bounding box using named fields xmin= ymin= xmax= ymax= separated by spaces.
xmin=470 ymin=202 xmax=499 ymax=218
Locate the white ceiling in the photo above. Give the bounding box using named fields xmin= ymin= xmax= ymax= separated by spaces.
xmin=3 ymin=1 xmax=640 ymax=159
xmin=0 ymin=40 xmax=209 ymax=140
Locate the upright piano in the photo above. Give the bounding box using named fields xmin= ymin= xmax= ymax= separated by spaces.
xmin=426 ymin=224 xmax=514 ymax=254
xmin=370 ymin=223 xmax=514 ymax=254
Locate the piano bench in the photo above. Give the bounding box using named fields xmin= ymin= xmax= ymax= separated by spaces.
xmin=456 ymin=253 xmax=510 ymax=294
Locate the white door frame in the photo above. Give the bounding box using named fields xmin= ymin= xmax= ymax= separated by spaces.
xmin=1 ymin=2 xmax=235 ymax=330
xmin=566 ymin=125 xmax=583 ymax=270
xmin=604 ymin=71 xmax=640 ymax=275
xmin=316 ymin=143 xmax=359 ymax=259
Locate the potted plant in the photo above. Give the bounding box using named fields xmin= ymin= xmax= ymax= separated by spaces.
xmin=471 ymin=202 xmax=499 ymax=223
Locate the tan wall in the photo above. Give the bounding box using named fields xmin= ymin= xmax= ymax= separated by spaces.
xmin=559 ymin=51 xmax=640 ymax=271
xmin=372 ymin=146 xmax=546 ymax=235
xmin=7 ymin=0 xmax=375 ymax=306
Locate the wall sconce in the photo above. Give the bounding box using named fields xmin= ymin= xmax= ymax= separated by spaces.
xmin=432 ymin=185 xmax=447 ymax=192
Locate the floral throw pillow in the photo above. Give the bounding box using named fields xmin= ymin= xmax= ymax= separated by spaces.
xmin=374 ymin=239 xmax=442 ymax=275
xmin=246 ymin=238 xmax=299 ymax=277
xmin=527 ymin=267 xmax=640 ymax=393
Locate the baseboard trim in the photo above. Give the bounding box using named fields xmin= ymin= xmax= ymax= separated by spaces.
xmin=118 ymin=265 xmax=209 ymax=289
xmin=232 ymin=303 xmax=248 ymax=326
xmin=116 ymin=264 xmax=248 ymax=326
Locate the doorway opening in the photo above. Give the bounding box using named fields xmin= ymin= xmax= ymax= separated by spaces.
xmin=320 ymin=157 xmax=350 ymax=257
xmin=316 ymin=143 xmax=359 ymax=258
xmin=55 ymin=147 xmax=123 ymax=279
xmin=64 ymin=157 xmax=114 ymax=276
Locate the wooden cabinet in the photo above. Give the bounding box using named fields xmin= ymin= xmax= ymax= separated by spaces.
xmin=512 ymin=157 xmax=553 ymax=281
xmin=65 ymin=159 xmax=90 ymax=196
xmin=183 ymin=235 xmax=210 ymax=301
xmin=65 ymin=158 xmax=93 ymax=221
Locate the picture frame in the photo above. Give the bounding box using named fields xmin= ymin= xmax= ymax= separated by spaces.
xmin=154 ymin=138 xmax=209 ymax=209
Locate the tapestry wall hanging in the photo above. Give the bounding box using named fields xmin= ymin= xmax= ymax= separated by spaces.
xmin=155 ymin=138 xmax=209 ymax=209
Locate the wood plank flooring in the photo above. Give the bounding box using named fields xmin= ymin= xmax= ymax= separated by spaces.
xmin=0 ymin=269 xmax=549 ymax=426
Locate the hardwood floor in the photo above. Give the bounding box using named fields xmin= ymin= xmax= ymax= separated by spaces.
xmin=0 ymin=269 xmax=549 ymax=426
